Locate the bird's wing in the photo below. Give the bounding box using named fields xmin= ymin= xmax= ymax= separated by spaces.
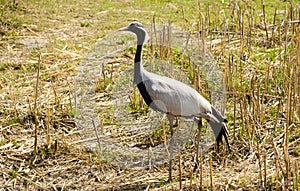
xmin=142 ymin=72 xmax=212 ymax=117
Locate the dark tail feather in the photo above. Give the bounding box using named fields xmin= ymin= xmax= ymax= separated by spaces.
xmin=207 ymin=106 xmax=230 ymax=152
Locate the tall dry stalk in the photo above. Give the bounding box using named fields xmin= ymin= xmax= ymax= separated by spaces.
xmin=189 ymin=171 xmax=193 ymax=188
xmin=209 ymin=155 xmax=213 ymax=191
xmin=257 ymin=142 xmax=263 ymax=188
xmin=261 ymin=0 xmax=269 ymax=40
xmin=179 ymin=154 xmax=182 ymax=189
xmin=200 ymin=148 xmax=203 ymax=190
xmin=46 ymin=109 xmax=51 ymax=148
xmin=263 ymin=153 xmax=267 ymax=189
xmin=295 ymin=161 xmax=298 ymax=191
xmin=33 ymin=54 xmax=41 ymax=155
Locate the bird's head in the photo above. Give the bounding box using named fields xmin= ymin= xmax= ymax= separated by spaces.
xmin=119 ymin=22 xmax=149 ymax=45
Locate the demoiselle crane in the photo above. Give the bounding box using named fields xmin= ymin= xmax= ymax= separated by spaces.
xmin=119 ymin=22 xmax=230 ymax=182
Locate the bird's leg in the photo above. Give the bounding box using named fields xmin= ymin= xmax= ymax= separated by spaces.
xmin=193 ymin=118 xmax=202 ymax=172
xmin=167 ymin=114 xmax=174 ymax=182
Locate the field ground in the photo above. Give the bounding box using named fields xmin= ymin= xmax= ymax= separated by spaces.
xmin=0 ymin=0 xmax=299 ymax=190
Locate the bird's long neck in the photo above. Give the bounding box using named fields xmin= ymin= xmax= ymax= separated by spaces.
xmin=133 ymin=44 xmax=144 ymax=85
xmin=133 ymin=28 xmax=149 ymax=85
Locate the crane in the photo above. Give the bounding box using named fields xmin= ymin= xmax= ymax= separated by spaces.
xmin=119 ymin=22 xmax=230 ymax=182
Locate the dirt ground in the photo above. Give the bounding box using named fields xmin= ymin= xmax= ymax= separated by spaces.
xmin=0 ymin=0 xmax=299 ymax=190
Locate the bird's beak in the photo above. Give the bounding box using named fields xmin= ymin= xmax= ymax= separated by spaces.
xmin=118 ymin=26 xmax=129 ymax=31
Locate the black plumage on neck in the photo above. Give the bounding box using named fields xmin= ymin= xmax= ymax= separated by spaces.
xmin=134 ymin=44 xmax=143 ymax=63
xmin=134 ymin=44 xmax=156 ymax=110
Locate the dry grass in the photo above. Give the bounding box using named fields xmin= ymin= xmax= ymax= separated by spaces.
xmin=0 ymin=0 xmax=299 ymax=190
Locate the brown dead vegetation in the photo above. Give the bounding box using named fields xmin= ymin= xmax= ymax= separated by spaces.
xmin=0 ymin=0 xmax=299 ymax=190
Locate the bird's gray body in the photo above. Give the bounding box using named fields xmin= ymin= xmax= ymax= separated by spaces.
xmin=142 ymin=68 xmax=212 ymax=118
xmin=119 ymin=22 xmax=230 ymax=181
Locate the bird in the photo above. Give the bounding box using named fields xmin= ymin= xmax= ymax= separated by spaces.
xmin=119 ymin=22 xmax=230 ymax=182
